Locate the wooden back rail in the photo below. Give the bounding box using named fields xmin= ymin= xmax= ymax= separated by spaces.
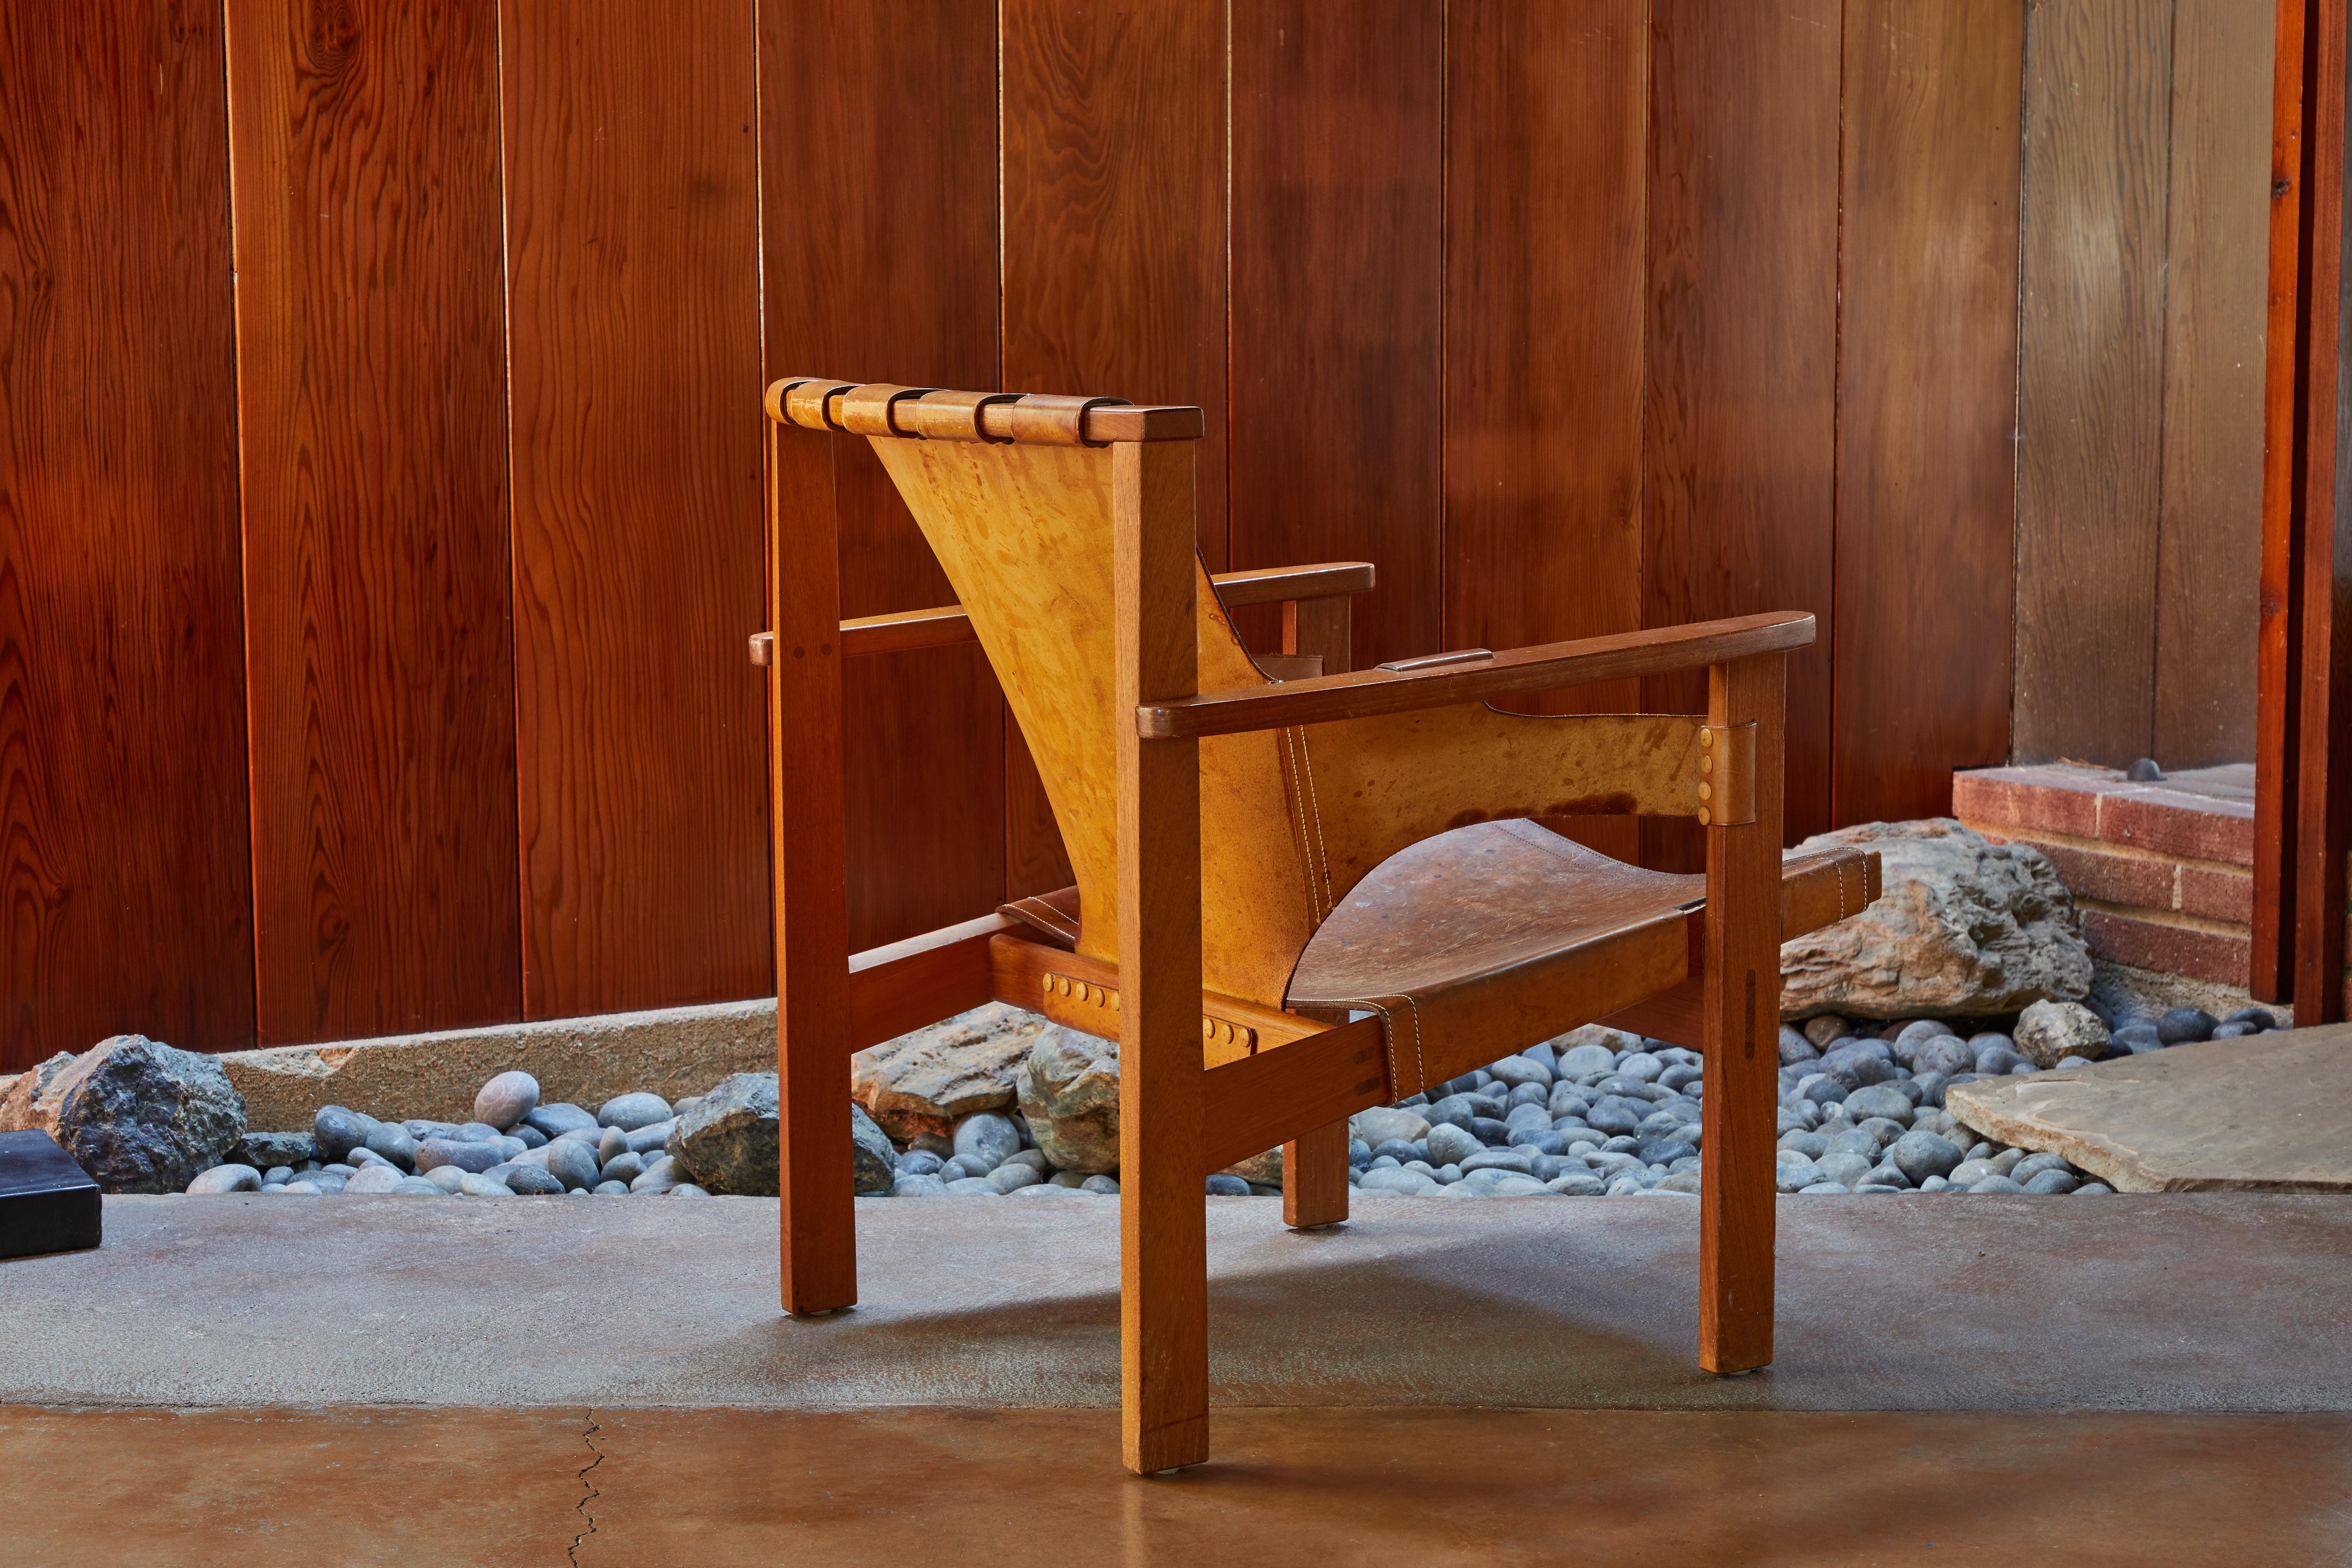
xmin=767 ymin=377 xmax=1206 ymax=446
xmin=747 ymin=561 xmax=1376 ymax=666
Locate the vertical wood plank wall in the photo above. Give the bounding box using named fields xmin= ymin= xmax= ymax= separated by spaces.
xmin=2015 ymin=0 xmax=2276 ymax=767
xmin=1835 ymin=0 xmax=2026 ymax=825
xmin=1229 ymin=0 xmax=1445 ymax=675
xmin=0 ymin=5 xmax=256 ymax=1065
xmin=761 ymin=0 xmax=1007 ymax=951
xmin=1442 ymin=0 xmax=1648 ymax=865
xmin=226 ymin=0 xmax=524 ymax=1046
xmin=1641 ymin=0 xmax=1842 ymax=872
xmin=0 ymin=3 xmax=2278 ymax=1065
xmin=501 ymin=0 xmax=771 ymax=1017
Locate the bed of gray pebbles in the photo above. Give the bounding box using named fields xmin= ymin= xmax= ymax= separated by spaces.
xmin=1330 ymin=1001 xmax=2285 ymax=1202
xmin=178 ymin=1002 xmax=2284 ymax=1202
xmin=181 ymin=1071 xmax=720 ymax=1199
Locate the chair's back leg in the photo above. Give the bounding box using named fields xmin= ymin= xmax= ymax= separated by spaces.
xmin=1698 ymin=650 xmax=1786 ymax=1372
xmin=768 ymin=415 xmax=857 ymax=1314
xmin=1114 ymin=438 xmax=1211 ymax=1473
xmin=1280 ymin=602 xmax=1355 ymax=1231
xmin=1281 ymin=1119 xmax=1352 ymax=1228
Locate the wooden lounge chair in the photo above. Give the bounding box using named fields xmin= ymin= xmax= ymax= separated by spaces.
xmin=756 ymin=378 xmax=1881 ymax=1474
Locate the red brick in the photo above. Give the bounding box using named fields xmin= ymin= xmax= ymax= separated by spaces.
xmin=2013 ymin=838 xmax=2176 ymax=911
xmin=1952 ymin=769 xmax=2101 ymax=838
xmin=2177 ymin=863 xmax=2254 ymax=926
xmin=2080 ymin=909 xmax=2248 ymax=988
xmin=2094 ymin=789 xmax=2256 ymax=867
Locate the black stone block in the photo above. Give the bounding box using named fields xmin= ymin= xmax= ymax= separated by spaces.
xmin=0 ymin=1130 xmax=101 ymax=1259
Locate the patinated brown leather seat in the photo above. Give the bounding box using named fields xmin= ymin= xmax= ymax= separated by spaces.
xmin=1004 ymin=823 xmax=1875 ymax=1097
xmin=756 ymin=376 xmax=1880 ymax=1477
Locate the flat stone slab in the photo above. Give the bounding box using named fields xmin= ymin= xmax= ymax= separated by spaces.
xmin=1948 ymin=1025 xmax=2352 ymax=1192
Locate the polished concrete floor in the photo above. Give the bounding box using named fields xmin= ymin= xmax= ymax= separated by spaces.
xmin=6 ymin=1192 xmax=2349 ymax=1409
xmin=5 ymin=1404 xmax=2346 ymax=1565
xmin=7 ymin=1193 xmax=2351 ymax=1565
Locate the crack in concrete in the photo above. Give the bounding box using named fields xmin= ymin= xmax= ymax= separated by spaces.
xmin=568 ymin=1410 xmax=604 ymax=1565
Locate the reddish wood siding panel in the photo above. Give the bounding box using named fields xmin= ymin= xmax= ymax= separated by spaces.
xmin=501 ymin=0 xmax=772 ymax=1017
xmin=226 ymin=0 xmax=522 ymax=1042
xmin=1229 ymin=0 xmax=1443 ymax=671
xmin=0 ymin=3 xmax=255 ymax=1067
xmin=761 ymin=0 xmax=1007 ymax=948
xmin=1642 ymin=0 xmax=1841 ymax=870
xmin=2013 ymin=0 xmax=2175 ymax=766
xmin=1001 ymin=0 xmax=1226 ymax=568
xmin=1444 ymin=0 xmax=1648 ymax=862
xmin=2154 ymin=0 xmax=2277 ymax=768
xmin=1832 ymin=0 xmax=2025 ymax=827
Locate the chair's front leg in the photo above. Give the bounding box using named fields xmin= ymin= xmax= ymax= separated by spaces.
xmin=1115 ymin=439 xmax=1211 ymax=1473
xmin=1698 ymin=651 xmax=1785 ymax=1373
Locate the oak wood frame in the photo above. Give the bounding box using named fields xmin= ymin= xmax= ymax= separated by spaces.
xmin=766 ymin=384 xmax=1799 ymax=1473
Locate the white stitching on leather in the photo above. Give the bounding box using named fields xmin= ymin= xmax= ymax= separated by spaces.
xmin=1279 ymin=724 xmax=1330 ymax=920
xmin=1295 ymin=728 xmax=1335 ymax=915
xmin=1400 ymin=992 xmax=1426 ymax=1096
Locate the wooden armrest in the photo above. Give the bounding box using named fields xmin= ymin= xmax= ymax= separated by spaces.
xmin=822 ymin=561 xmax=1378 ymax=660
xmin=1134 ymin=612 xmax=1815 ymax=739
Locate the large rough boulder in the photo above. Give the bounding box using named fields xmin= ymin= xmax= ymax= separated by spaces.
xmin=1017 ymin=1027 xmax=1121 ymax=1174
xmin=0 ymin=1036 xmax=246 ymax=1193
xmin=0 ymin=1052 xmax=77 ymax=1126
xmin=1779 ymin=819 xmax=2092 ymax=1020
xmin=666 ymin=1073 xmax=895 ymax=1196
xmin=1223 ymin=1147 xmax=1282 ymax=1186
xmin=850 ymin=1004 xmax=1052 ymax=1143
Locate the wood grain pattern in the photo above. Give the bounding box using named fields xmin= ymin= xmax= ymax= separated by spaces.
xmin=837 ymin=563 xmax=1374 ymax=659
xmin=1113 ymin=439 xmax=1209 ymax=1474
xmin=1446 ymin=0 xmax=1647 ymax=864
xmin=1642 ymin=0 xmax=1840 ymax=872
xmin=2296 ymin=0 xmax=2351 ymax=1025
xmin=1699 ymin=653 xmax=1785 ymax=1374
xmin=1228 ymin=0 xmax=1442 ymax=671
xmin=1002 ymin=0 xmax=1225 ymax=568
xmin=1279 ymin=578 xmax=1349 ymax=1187
xmin=1833 ymin=0 xmax=2024 ymax=826
xmin=761 ymin=0 xmax=1005 ymax=950
xmin=847 ymin=914 xmax=1008 ymax=1052
xmin=0 ymin=3 xmax=254 ymax=1067
xmin=1280 ymin=1116 xmax=1350 ymax=1229
xmin=1199 ymin=1017 xmax=1387 ymax=1174
xmin=2013 ymin=0 xmax=2175 ymax=766
xmin=2254 ymin=0 xmax=2314 ymax=1002
xmin=2154 ymin=0 xmax=2276 ymax=769
xmin=500 ymin=0 xmax=768 ymax=1020
xmin=226 ymin=0 xmax=521 ymax=1043
xmin=768 ymin=414 xmax=858 ymax=1313
xmin=1139 ymin=613 xmax=1814 ymax=740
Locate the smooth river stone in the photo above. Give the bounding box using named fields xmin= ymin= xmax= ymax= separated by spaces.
xmin=597 ymin=1093 xmax=673 ymax=1132
xmin=524 ymin=1103 xmax=599 ymax=1138
xmin=473 ymin=1070 xmax=541 ymax=1131
xmin=543 ymin=1138 xmax=602 ymax=1191
xmin=413 ymin=1139 xmax=504 ymax=1176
